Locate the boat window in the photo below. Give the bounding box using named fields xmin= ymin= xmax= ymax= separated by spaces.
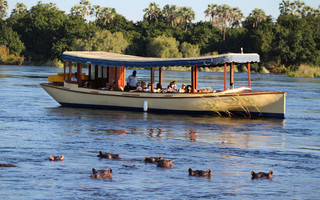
xmin=98 ymin=66 xmax=102 ymax=78
xmin=103 ymin=66 xmax=108 ymax=79
xmin=90 ymin=66 xmax=95 ymax=80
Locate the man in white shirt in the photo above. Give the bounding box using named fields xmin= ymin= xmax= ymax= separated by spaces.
xmin=127 ymin=70 xmax=138 ymax=90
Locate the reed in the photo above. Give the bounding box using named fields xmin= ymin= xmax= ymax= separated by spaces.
xmin=287 ymin=64 xmax=320 ymax=78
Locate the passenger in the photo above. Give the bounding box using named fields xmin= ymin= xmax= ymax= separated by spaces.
xmin=179 ymin=83 xmax=186 ymax=93
xmin=145 ymin=83 xmax=152 ymax=92
xmin=129 ymin=81 xmax=142 ymax=92
xmin=110 ymin=81 xmax=123 ymax=91
xmin=101 ymin=82 xmax=111 ymax=90
xmin=141 ymin=81 xmax=146 ymax=90
xmin=185 ymin=85 xmax=192 ymax=93
xmin=167 ymin=81 xmax=177 ymax=92
xmin=127 ymin=70 xmax=138 ymax=90
xmin=71 ymin=72 xmax=77 ymax=81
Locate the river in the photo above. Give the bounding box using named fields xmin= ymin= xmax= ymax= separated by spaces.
xmin=0 ymin=65 xmax=320 ymax=199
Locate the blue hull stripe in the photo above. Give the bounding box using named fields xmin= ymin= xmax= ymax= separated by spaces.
xmin=59 ymin=102 xmax=285 ymax=119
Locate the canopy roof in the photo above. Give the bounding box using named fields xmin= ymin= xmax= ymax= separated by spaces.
xmin=62 ymin=51 xmax=259 ymax=68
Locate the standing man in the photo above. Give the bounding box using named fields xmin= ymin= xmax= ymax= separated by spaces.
xmin=127 ymin=70 xmax=138 ymax=90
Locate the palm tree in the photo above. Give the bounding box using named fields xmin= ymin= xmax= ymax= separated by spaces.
xmin=162 ymin=4 xmax=178 ymax=26
xmin=92 ymin=5 xmax=102 ymax=20
xmin=46 ymin=2 xmax=58 ymax=10
xmin=204 ymin=3 xmax=219 ymax=29
xmin=249 ymin=8 xmax=267 ymax=28
xmin=230 ymin=7 xmax=243 ymax=28
xmin=11 ymin=2 xmax=27 ymax=16
xmin=143 ymin=2 xmax=161 ymax=22
xmin=279 ymin=0 xmax=294 ymax=15
xmin=294 ymin=0 xmax=305 ymax=17
xmin=302 ymin=5 xmax=314 ymax=16
xmin=99 ymin=7 xmax=116 ymax=26
xmin=217 ymin=4 xmax=233 ymax=41
xmin=79 ymin=0 xmax=91 ymax=17
xmin=179 ymin=6 xmax=195 ymax=31
xmin=70 ymin=4 xmax=83 ymax=17
xmin=0 ymin=0 xmax=8 ymax=18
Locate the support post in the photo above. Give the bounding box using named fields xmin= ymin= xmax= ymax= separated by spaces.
xmin=151 ymin=67 xmax=155 ymax=92
xmin=230 ymin=62 xmax=234 ymax=89
xmin=77 ymin=63 xmax=82 ymax=87
xmin=195 ymin=65 xmax=198 ymax=91
xmin=159 ymin=67 xmax=163 ymax=89
xmin=224 ymin=62 xmax=227 ymax=90
xmin=191 ymin=66 xmax=195 ymax=92
xmin=88 ymin=64 xmax=91 ymax=81
xmin=247 ymin=62 xmax=251 ymax=88
xmin=63 ymin=61 xmax=66 ymax=81
xmin=69 ymin=61 xmax=72 ymax=81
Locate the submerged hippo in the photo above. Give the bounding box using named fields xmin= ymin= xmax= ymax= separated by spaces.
xmin=0 ymin=163 xmax=16 ymax=167
xmin=90 ymin=168 xmax=112 ymax=178
xmin=97 ymin=151 xmax=120 ymax=159
xmin=49 ymin=155 xmax=64 ymax=161
xmin=251 ymin=171 xmax=273 ymax=179
xmin=189 ymin=168 xmax=211 ymax=177
xmin=157 ymin=160 xmax=173 ymax=168
xmin=144 ymin=156 xmax=163 ymax=163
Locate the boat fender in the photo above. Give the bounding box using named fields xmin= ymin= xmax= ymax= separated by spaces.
xmin=143 ymin=101 xmax=148 ymax=112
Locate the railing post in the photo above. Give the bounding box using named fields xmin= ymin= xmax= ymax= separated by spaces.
xmin=151 ymin=67 xmax=155 ymax=92
xmin=230 ymin=62 xmax=234 ymax=89
xmin=224 ymin=62 xmax=227 ymax=90
xmin=248 ymin=62 xmax=251 ymax=88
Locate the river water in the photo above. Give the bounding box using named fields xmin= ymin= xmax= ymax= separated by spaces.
xmin=1 ymin=65 xmax=320 ymax=200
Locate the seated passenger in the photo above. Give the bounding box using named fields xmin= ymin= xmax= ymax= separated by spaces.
xmin=178 ymin=83 xmax=186 ymax=93
xmin=129 ymin=81 xmax=142 ymax=92
xmin=145 ymin=83 xmax=152 ymax=92
xmin=167 ymin=81 xmax=177 ymax=93
xmin=185 ymin=85 xmax=193 ymax=93
xmin=71 ymin=72 xmax=77 ymax=81
xmin=101 ymin=83 xmax=111 ymax=90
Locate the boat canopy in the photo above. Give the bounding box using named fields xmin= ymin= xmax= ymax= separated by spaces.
xmin=62 ymin=51 xmax=259 ymax=68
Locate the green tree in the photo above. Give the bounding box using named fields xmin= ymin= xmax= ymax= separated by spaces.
xmin=143 ymin=2 xmax=161 ymax=22
xmin=0 ymin=21 xmax=25 ymax=55
xmin=179 ymin=6 xmax=195 ymax=31
xmin=146 ymin=35 xmax=181 ymax=58
xmin=162 ymin=5 xmax=178 ymax=27
xmin=248 ymin=8 xmax=267 ymax=28
xmin=11 ymin=3 xmax=27 ymax=16
xmin=75 ymin=29 xmax=128 ymax=54
xmin=0 ymin=0 xmax=8 ymax=19
xmin=99 ymin=7 xmax=116 ymax=26
xmin=275 ymin=15 xmax=316 ymax=66
xmin=180 ymin=42 xmax=199 ymax=58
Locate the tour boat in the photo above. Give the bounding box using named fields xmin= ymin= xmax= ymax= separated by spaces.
xmin=40 ymin=51 xmax=286 ymax=118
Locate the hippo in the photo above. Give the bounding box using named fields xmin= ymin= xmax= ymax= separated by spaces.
xmin=251 ymin=171 xmax=273 ymax=179
xmin=49 ymin=155 xmax=64 ymax=161
xmin=97 ymin=151 xmax=120 ymax=159
xmin=144 ymin=156 xmax=163 ymax=163
xmin=90 ymin=168 xmax=112 ymax=178
xmin=0 ymin=163 xmax=16 ymax=167
xmin=157 ymin=160 xmax=173 ymax=168
xmin=189 ymin=168 xmax=211 ymax=177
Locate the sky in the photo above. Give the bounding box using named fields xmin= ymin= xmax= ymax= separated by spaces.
xmin=7 ymin=0 xmax=320 ymax=22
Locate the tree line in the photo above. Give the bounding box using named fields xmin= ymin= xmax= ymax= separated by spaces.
xmin=0 ymin=0 xmax=319 ymax=75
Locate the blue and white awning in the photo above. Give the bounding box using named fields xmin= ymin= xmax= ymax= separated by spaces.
xmin=62 ymin=51 xmax=259 ymax=68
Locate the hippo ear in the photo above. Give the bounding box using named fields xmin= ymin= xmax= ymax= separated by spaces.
xmin=92 ymin=168 xmax=97 ymax=173
xmin=251 ymin=171 xmax=255 ymax=175
xmin=145 ymin=156 xmax=147 ymax=160
xmin=99 ymin=151 xmax=103 ymax=155
xmin=269 ymin=171 xmax=273 ymax=175
xmin=109 ymin=168 xmax=113 ymax=173
xmin=207 ymin=169 xmax=211 ymax=174
xmin=189 ymin=168 xmax=192 ymax=172
xmin=61 ymin=155 xmax=64 ymax=160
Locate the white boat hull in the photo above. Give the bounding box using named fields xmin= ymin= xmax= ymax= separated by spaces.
xmin=41 ymin=83 xmax=286 ymax=118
